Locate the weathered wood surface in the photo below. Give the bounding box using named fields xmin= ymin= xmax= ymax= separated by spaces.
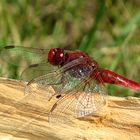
xmin=0 ymin=77 xmax=140 ymax=140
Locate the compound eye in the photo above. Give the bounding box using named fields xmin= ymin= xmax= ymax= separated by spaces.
xmin=55 ymin=49 xmax=64 ymax=64
xmin=48 ymin=49 xmax=56 ymax=65
xmin=56 ymin=52 xmax=63 ymax=60
xmin=48 ymin=48 xmax=64 ymax=65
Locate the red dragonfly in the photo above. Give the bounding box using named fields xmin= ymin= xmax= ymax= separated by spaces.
xmin=1 ymin=45 xmax=140 ymax=123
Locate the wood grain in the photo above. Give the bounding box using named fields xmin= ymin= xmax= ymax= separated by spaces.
xmin=0 ymin=77 xmax=140 ymax=140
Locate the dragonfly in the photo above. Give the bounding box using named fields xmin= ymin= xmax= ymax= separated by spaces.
xmin=1 ymin=45 xmax=140 ymax=124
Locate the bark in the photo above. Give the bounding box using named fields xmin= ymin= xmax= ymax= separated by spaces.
xmin=0 ymin=77 xmax=140 ymax=140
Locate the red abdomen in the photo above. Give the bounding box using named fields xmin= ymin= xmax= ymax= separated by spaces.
xmin=101 ymin=69 xmax=140 ymax=92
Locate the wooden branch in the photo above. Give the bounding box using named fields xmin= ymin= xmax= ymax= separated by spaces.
xmin=0 ymin=77 xmax=140 ymax=140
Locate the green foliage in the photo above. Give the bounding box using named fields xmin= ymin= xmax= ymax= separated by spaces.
xmin=0 ymin=0 xmax=140 ymax=96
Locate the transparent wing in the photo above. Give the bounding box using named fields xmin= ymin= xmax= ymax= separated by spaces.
xmin=20 ymin=52 xmax=91 ymax=82
xmin=24 ymin=71 xmax=65 ymax=101
xmin=75 ymin=81 xmax=106 ymax=118
xmin=0 ymin=57 xmax=93 ymax=132
xmin=48 ymin=90 xmax=80 ymax=125
xmin=24 ymin=57 xmax=93 ymax=100
xmin=48 ymin=76 xmax=107 ymax=124
xmin=1 ymin=56 xmax=103 ymax=126
xmin=20 ymin=63 xmax=58 ymax=82
xmin=0 ymin=45 xmax=49 ymax=66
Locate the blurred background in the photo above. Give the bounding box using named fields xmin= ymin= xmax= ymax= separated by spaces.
xmin=0 ymin=0 xmax=140 ymax=97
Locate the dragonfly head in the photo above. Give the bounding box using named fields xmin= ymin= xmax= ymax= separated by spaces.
xmin=48 ymin=48 xmax=65 ymax=66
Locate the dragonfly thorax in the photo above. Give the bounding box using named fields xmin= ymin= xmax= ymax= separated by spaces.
xmin=68 ymin=64 xmax=93 ymax=79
